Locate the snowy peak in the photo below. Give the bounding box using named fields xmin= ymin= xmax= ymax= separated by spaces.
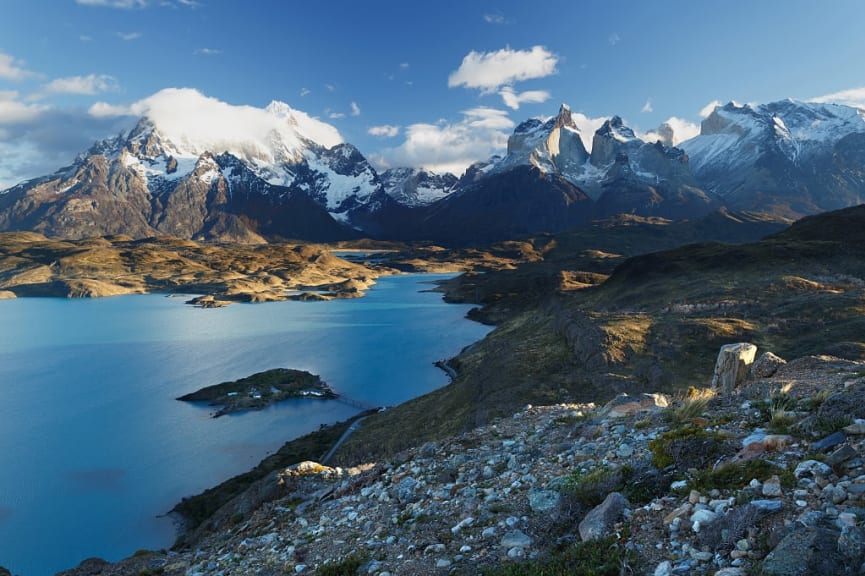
xmin=380 ymin=167 xmax=458 ymax=207
xmin=681 ymin=98 xmax=865 ymax=214
xmin=500 ymin=103 xmax=589 ymax=180
xmin=591 ymin=116 xmax=642 ymax=168
xmin=595 ymin=116 xmax=638 ymax=142
xmin=685 ymin=99 xmax=865 ymax=175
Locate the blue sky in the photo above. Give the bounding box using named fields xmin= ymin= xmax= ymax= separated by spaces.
xmin=1 ymin=0 xmax=864 ymax=187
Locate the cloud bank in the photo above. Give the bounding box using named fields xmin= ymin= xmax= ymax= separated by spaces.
xmin=810 ymin=86 xmax=865 ymax=110
xmin=372 ymin=107 xmax=514 ymax=175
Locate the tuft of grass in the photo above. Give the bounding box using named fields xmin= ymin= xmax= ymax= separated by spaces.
xmin=480 ymin=536 xmax=637 ymax=576
xmin=671 ymin=397 xmax=710 ymax=423
xmin=648 ymin=425 xmax=732 ymax=471
xmin=810 ymin=415 xmax=853 ymax=436
xmin=316 ymin=552 xmax=370 ymax=576
xmin=691 ymin=460 xmax=795 ymax=492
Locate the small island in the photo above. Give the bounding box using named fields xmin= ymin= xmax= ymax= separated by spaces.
xmin=177 ymin=368 xmax=337 ymax=417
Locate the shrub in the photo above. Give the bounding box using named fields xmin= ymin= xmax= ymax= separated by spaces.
xmin=480 ymin=536 xmax=637 ymax=576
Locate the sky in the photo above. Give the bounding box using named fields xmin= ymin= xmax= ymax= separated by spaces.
xmin=1 ymin=0 xmax=864 ymax=188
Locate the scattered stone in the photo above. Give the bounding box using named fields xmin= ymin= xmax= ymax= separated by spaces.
xmin=844 ymin=420 xmax=865 ymax=435
xmin=762 ymin=475 xmax=783 ymax=497
xmin=751 ymin=499 xmax=784 ymax=512
xmin=826 ymin=444 xmax=858 ymax=467
xmin=715 ymin=569 xmax=747 ymax=576
xmin=579 ymin=492 xmax=630 ymax=541
xmin=711 ymin=342 xmax=757 ymax=393
xmin=50 ymin=355 xmax=865 ymax=576
xmin=528 ymin=488 xmax=560 ymax=513
xmin=501 ymin=530 xmax=532 ymax=549
xmin=795 ymin=460 xmax=833 ymax=478
xmin=812 ymin=431 xmax=846 ymax=452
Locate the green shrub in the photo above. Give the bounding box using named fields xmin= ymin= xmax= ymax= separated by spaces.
xmin=648 ymin=426 xmax=734 ymax=471
xmin=480 ymin=536 xmax=637 ymax=576
xmin=691 ymin=460 xmax=794 ymax=492
xmin=317 ymin=553 xmax=370 ymax=576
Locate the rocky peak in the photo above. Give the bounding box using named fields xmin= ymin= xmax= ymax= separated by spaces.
xmin=380 ymin=167 xmax=458 ymax=207
xmin=502 ymin=103 xmax=589 ymax=179
xmin=591 ymin=116 xmax=641 ymax=167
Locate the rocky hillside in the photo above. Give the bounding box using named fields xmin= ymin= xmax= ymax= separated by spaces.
xmin=57 ymin=352 xmax=865 ymax=576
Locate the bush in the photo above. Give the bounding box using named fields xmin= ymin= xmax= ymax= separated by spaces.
xmin=480 ymin=536 xmax=637 ymax=576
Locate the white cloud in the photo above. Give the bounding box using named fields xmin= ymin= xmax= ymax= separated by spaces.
xmin=570 ymin=112 xmax=608 ymax=152
xmin=641 ymin=99 xmax=653 ymax=113
xmin=372 ymin=107 xmax=513 ymax=175
xmin=300 ymin=87 xmax=310 ymax=97
xmin=641 ymin=117 xmax=701 ymax=146
xmin=76 ymin=0 xmax=147 ymax=7
xmin=350 ymin=101 xmax=361 ymax=116
xmin=483 ymin=13 xmax=505 ymax=24
xmin=0 ymin=91 xmax=48 ymax=124
xmin=448 ymin=45 xmax=558 ymax=93
xmin=328 ymin=111 xmax=345 ymax=119
xmin=44 ymin=74 xmax=119 ymax=95
xmin=88 ymin=101 xmax=132 ymax=117
xmin=399 ymin=62 xmax=409 ymax=70
xmin=608 ymin=33 xmax=621 ymax=46
xmin=809 ymin=86 xmax=865 ymax=110
xmin=0 ymin=53 xmax=34 ymax=81
xmin=325 ymin=83 xmax=336 ymax=92
xmin=499 ymin=87 xmax=550 ymax=110
xmin=368 ymin=125 xmax=400 ymax=138
xmin=89 ymin=87 xmax=343 ymax=150
xmin=80 ymin=35 xmax=93 ymax=42
xmin=194 ymin=48 xmax=222 ymax=56
xmin=117 ymin=31 xmax=143 ymax=40
xmin=700 ymin=99 xmax=722 ymax=118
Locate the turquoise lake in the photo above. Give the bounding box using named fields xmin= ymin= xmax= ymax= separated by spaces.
xmin=0 ymin=274 xmax=490 ymax=575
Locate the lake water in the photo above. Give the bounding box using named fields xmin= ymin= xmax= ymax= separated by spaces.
xmin=0 ymin=274 xmax=490 ymax=575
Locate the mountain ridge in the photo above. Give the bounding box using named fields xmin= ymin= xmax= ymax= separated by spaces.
xmin=2 ymin=95 xmax=864 ymax=244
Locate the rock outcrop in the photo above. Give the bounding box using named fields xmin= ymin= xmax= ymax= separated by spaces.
xmin=711 ymin=342 xmax=757 ymax=392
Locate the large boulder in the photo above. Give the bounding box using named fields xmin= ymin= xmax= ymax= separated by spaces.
xmin=760 ymin=527 xmax=846 ymax=575
xmin=751 ymin=351 xmax=787 ymax=378
xmin=711 ymin=343 xmax=757 ymax=393
xmin=578 ymin=491 xmax=630 ymax=541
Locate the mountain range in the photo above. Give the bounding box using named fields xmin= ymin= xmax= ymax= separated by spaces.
xmin=1 ymin=95 xmax=863 ymax=244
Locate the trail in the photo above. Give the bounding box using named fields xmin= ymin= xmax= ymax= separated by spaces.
xmin=320 ymin=416 xmax=368 ymax=465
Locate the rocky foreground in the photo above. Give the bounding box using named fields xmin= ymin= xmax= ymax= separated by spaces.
xmin=55 ymin=351 xmax=865 ymax=576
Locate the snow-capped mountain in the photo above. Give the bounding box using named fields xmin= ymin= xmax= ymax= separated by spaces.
xmin=681 ymin=100 xmax=865 ymax=215
xmin=468 ymin=106 xmax=718 ymax=220
xmin=494 ymin=104 xmax=590 ymax=183
xmin=4 ymin=93 xmax=865 ymax=245
xmin=379 ymin=168 xmax=458 ymax=207
xmin=0 ymin=91 xmax=375 ymax=241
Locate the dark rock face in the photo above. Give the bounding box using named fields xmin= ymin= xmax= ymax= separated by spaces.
xmin=0 ymin=142 xmax=356 ymax=243
xmin=411 ymin=165 xmax=593 ymax=245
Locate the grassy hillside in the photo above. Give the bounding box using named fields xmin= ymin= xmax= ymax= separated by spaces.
xmin=334 ymin=206 xmax=864 ymax=464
